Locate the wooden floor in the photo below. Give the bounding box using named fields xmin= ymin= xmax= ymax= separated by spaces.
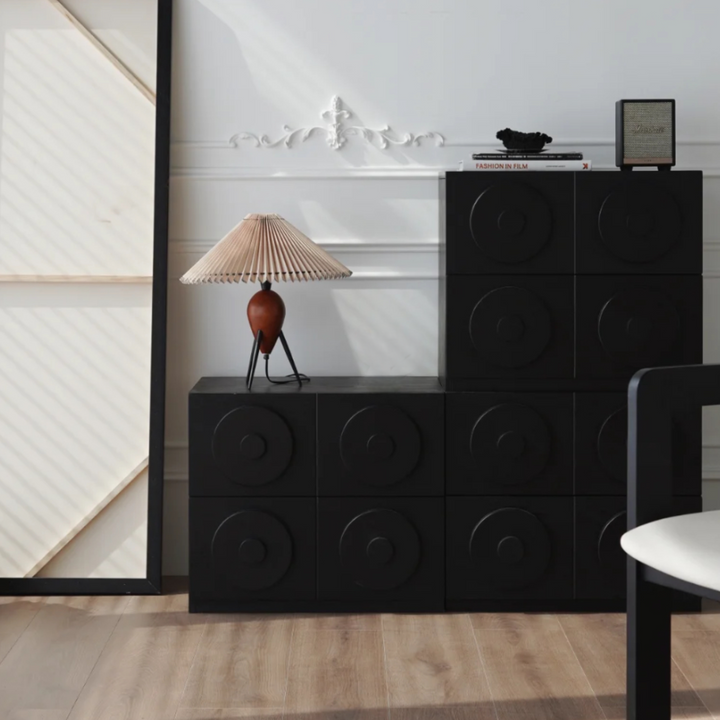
xmin=2 ymin=586 xmax=720 ymax=720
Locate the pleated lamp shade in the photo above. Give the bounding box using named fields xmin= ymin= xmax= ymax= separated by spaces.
xmin=180 ymin=213 xmax=352 ymax=284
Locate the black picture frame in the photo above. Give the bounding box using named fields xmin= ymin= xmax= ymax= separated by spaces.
xmin=0 ymin=0 xmax=173 ymax=596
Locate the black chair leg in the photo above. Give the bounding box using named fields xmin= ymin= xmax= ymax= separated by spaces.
xmin=627 ymin=560 xmax=672 ymax=720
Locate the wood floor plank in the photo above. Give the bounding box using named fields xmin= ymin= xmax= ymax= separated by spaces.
xmin=671 ymin=631 xmax=720 ymax=718
xmin=383 ymin=613 xmax=496 ymax=720
xmin=284 ymin=627 xmax=388 ymax=720
xmin=174 ymin=710 xmax=283 ymax=719
xmin=180 ymin=614 xmax=293 ymax=711
xmin=558 ymin=613 xmax=705 ymax=716
xmin=0 ymin=596 xmax=127 ymax=719
xmin=66 ymin=594 xmax=206 ymax=720
xmin=471 ymin=613 xmax=605 ymax=720
xmin=0 ymin=597 xmax=45 ymax=664
xmin=294 ymin=613 xmax=381 ymax=632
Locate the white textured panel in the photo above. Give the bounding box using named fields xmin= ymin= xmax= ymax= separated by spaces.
xmin=0 ymin=284 xmax=152 ymax=577
xmin=62 ymin=0 xmax=159 ymax=91
xmin=0 ymin=25 xmax=155 ymax=275
xmin=38 ymin=470 xmax=148 ymax=578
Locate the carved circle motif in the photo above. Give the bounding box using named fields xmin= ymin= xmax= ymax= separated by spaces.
xmin=471 ymin=404 xmax=551 ymax=486
xmin=469 ymin=287 xmax=552 ymax=368
xmin=212 ymin=510 xmax=292 ymax=591
xmin=598 ymin=511 xmax=627 ymax=572
xmin=598 ymin=289 xmax=680 ymax=368
xmin=339 ymin=509 xmax=420 ymax=590
xmin=598 ymin=186 xmax=681 ymax=262
xmin=470 ymin=183 xmax=552 ymax=264
xmin=470 ymin=508 xmax=552 ymax=589
xmin=212 ymin=407 xmax=292 ymax=486
xmin=597 ymin=408 xmax=628 ymax=485
xmin=340 ymin=406 xmax=421 ymax=486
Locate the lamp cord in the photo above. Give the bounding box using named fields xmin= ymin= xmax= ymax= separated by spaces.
xmin=264 ymin=355 xmax=310 ymax=385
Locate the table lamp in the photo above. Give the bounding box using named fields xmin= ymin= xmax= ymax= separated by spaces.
xmin=180 ymin=213 xmax=352 ymax=390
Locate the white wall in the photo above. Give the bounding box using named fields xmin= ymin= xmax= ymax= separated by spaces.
xmin=165 ymin=0 xmax=720 ymax=575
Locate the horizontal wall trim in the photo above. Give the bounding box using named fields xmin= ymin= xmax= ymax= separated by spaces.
xmin=171 ymin=138 xmax=720 ymax=149
xmin=171 ymin=239 xmax=720 ymax=255
xmin=170 ymin=167 xmax=452 ymax=180
xmin=170 ymin=167 xmax=720 ymax=180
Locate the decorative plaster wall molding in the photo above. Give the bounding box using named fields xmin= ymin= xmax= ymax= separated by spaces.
xmin=171 ymin=138 xmax=720 ymax=150
xmin=228 ymin=96 xmax=444 ymax=151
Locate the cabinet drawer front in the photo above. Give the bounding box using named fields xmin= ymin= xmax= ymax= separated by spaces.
xmin=446 ymin=393 xmax=573 ymax=495
xmin=576 ymin=275 xmax=702 ymax=379
xmin=576 ymin=172 xmax=702 ymax=274
xmin=575 ymin=393 xmax=701 ymax=495
xmin=318 ymin=498 xmax=444 ymax=607
xmin=190 ymin=497 xmax=315 ymax=601
xmin=446 ymin=173 xmax=574 ymax=275
xmin=189 ymin=395 xmax=316 ymax=497
xmin=574 ymin=496 xmax=701 ymax=599
xmin=318 ymin=395 xmax=444 ymax=496
xmin=445 ymin=276 xmax=574 ymax=383
xmin=446 ymin=497 xmax=573 ymax=600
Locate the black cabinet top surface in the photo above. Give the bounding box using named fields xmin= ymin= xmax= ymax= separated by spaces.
xmin=191 ymin=376 xmax=445 ymax=395
xmin=440 ymin=169 xmax=703 ymax=177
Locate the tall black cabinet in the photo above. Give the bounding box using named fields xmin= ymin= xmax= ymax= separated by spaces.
xmin=439 ymin=170 xmax=702 ymax=609
xmin=188 ymin=170 xmax=702 ymax=613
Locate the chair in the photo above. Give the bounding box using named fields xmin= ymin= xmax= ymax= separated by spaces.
xmin=621 ymin=364 xmax=720 ymax=720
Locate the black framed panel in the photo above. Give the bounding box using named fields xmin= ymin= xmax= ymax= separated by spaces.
xmin=0 ymin=0 xmax=172 ymax=596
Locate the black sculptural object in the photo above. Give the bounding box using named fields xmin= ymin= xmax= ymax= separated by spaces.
xmin=496 ymin=128 xmax=553 ymax=152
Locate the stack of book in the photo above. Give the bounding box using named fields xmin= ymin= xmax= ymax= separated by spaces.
xmin=460 ymin=151 xmax=590 ymax=172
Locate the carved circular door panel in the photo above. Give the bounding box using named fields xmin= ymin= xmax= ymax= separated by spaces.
xmin=470 ymin=183 xmax=553 ymax=263
xmin=470 ymin=404 xmax=551 ymax=485
xmin=470 ymin=508 xmax=552 ymax=589
xmin=212 ymin=510 xmax=293 ymax=590
xmin=598 ymin=185 xmax=681 ymax=263
xmin=340 ymin=406 xmax=421 ymax=486
xmin=598 ymin=289 xmax=680 ymax=367
xmin=469 ymin=287 xmax=552 ymax=368
xmin=597 ymin=408 xmax=627 ymax=485
xmin=212 ymin=407 xmax=293 ymax=486
xmin=598 ymin=511 xmax=626 ymax=573
xmin=339 ymin=508 xmax=420 ymax=590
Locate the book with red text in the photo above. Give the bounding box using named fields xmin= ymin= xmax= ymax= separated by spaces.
xmin=460 ymin=159 xmax=592 ymax=171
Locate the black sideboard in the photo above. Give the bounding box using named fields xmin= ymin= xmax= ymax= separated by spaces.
xmin=189 ymin=170 xmax=703 ymax=613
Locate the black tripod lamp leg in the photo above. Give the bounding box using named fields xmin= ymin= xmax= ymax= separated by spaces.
xmin=246 ymin=330 xmax=263 ymax=391
xmin=279 ymin=331 xmax=303 ymax=387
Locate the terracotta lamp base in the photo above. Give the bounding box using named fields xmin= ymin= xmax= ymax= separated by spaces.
xmin=245 ymin=281 xmax=308 ymax=390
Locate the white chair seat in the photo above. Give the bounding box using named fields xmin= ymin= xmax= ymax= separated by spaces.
xmin=621 ymin=510 xmax=720 ymax=592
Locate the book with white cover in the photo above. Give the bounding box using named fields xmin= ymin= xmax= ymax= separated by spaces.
xmin=460 ymin=159 xmax=592 ymax=171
